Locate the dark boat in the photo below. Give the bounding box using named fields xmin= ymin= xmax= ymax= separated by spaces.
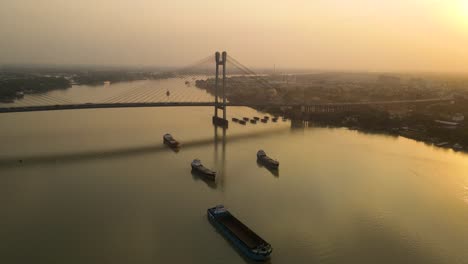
xmin=260 ymin=119 xmax=268 ymax=123
xmin=166 ymin=90 xmax=170 ymax=96
xmin=272 ymin=117 xmax=278 ymax=122
xmin=232 ymin=117 xmax=239 ymax=122
xmin=239 ymin=120 xmax=247 ymax=125
xmin=243 ymin=117 xmax=250 ymax=121
xmin=257 ymin=150 xmax=279 ymax=169
xmin=207 ymin=205 xmax=273 ymax=261
xmin=250 ymin=119 xmax=257 ymax=124
xmin=256 ymin=160 xmax=279 ymax=177
xmin=264 ymin=116 xmax=269 ymax=120
xmin=253 ymin=117 xmax=260 ymax=120
xmin=163 ymin=133 xmax=179 ymax=148
xmin=191 ymin=159 xmax=216 ymax=180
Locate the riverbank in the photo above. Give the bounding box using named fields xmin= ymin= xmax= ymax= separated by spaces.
xmin=284 ymin=110 xmax=467 ymax=153
xmin=0 ymin=69 xmax=175 ymax=102
xmin=195 ymin=75 xmax=467 ymax=153
xmin=0 ymin=76 xmax=71 ymax=102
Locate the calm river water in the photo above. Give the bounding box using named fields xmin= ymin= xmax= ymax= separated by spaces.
xmin=1 ymin=80 xmax=468 ymax=264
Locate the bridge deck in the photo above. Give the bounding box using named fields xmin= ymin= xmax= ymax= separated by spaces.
xmin=0 ymin=98 xmax=453 ymax=114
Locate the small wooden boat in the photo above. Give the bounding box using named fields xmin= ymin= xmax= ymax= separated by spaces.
xmin=163 ymin=133 xmax=179 ymax=148
xmin=191 ymin=159 xmax=216 ymax=180
xmin=239 ymin=120 xmax=247 ymax=125
xmin=232 ymin=117 xmax=239 ymax=122
xmin=253 ymin=117 xmax=260 ymax=120
xmin=243 ymin=117 xmax=250 ymax=121
xmin=250 ymin=119 xmax=257 ymax=124
xmin=257 ymin=150 xmax=279 ymax=169
xmin=260 ymin=119 xmax=267 ymax=123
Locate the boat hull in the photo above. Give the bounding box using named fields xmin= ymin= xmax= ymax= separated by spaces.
xmin=207 ymin=210 xmax=271 ymax=261
xmin=191 ymin=165 xmax=216 ymax=180
xmin=164 ymin=139 xmax=179 ymax=148
xmin=257 ymin=156 xmax=279 ymax=169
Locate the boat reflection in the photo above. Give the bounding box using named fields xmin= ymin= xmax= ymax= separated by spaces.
xmin=256 ymin=160 xmax=279 ymax=177
xmin=191 ymin=170 xmax=217 ymax=189
xmin=212 ymin=125 xmax=226 ymax=189
xmin=167 ymin=146 xmax=180 ymax=153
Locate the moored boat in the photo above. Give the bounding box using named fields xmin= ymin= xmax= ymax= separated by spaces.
xmin=250 ymin=119 xmax=257 ymax=124
xmin=163 ymin=133 xmax=179 ymax=148
xmin=264 ymin=116 xmax=269 ymax=120
xmin=232 ymin=117 xmax=239 ymax=122
xmin=191 ymin=159 xmax=216 ymax=180
xmin=239 ymin=120 xmax=247 ymax=125
xmin=272 ymin=117 xmax=278 ymax=122
xmin=253 ymin=117 xmax=260 ymax=120
xmin=453 ymin=143 xmax=463 ymax=151
xmin=207 ymin=205 xmax=273 ymax=261
xmin=260 ymin=119 xmax=267 ymax=123
xmin=257 ymin=150 xmax=279 ymax=168
xmin=243 ymin=117 xmax=250 ymax=121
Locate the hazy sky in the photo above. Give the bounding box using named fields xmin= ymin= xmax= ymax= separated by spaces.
xmin=1 ymin=0 xmax=468 ymax=72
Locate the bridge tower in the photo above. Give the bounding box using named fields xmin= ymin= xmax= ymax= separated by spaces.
xmin=212 ymin=51 xmax=229 ymax=128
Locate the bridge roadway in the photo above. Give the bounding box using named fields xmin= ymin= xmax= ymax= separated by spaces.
xmin=0 ymin=97 xmax=453 ymax=114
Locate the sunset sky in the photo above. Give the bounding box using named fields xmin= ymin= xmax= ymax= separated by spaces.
xmin=1 ymin=0 xmax=468 ymax=72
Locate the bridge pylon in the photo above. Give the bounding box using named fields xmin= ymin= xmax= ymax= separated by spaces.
xmin=212 ymin=51 xmax=229 ymax=128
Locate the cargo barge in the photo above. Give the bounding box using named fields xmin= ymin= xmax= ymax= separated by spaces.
xmin=207 ymin=205 xmax=273 ymax=261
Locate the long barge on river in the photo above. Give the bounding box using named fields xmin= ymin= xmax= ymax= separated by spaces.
xmin=207 ymin=205 xmax=273 ymax=261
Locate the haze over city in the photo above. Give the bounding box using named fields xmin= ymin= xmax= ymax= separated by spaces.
xmin=1 ymin=0 xmax=468 ymax=72
xmin=2 ymin=1 xmax=468 ymax=264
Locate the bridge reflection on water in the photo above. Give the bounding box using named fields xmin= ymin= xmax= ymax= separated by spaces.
xmin=0 ymin=127 xmax=289 ymax=170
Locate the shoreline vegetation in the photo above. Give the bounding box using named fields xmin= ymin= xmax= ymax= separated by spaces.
xmin=0 ymin=76 xmax=71 ymax=103
xmin=0 ymin=68 xmax=175 ymax=103
xmin=195 ymin=74 xmax=468 ymax=152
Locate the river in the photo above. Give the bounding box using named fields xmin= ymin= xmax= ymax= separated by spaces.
xmin=0 ymin=79 xmax=467 ymax=264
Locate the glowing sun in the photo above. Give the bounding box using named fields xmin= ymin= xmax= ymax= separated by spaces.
xmin=460 ymin=0 xmax=468 ymax=18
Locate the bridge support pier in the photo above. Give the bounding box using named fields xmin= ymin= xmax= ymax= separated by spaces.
xmin=212 ymin=51 xmax=229 ymax=128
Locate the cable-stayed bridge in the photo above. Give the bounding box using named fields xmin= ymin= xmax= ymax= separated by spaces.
xmin=0 ymin=52 xmax=453 ymax=127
